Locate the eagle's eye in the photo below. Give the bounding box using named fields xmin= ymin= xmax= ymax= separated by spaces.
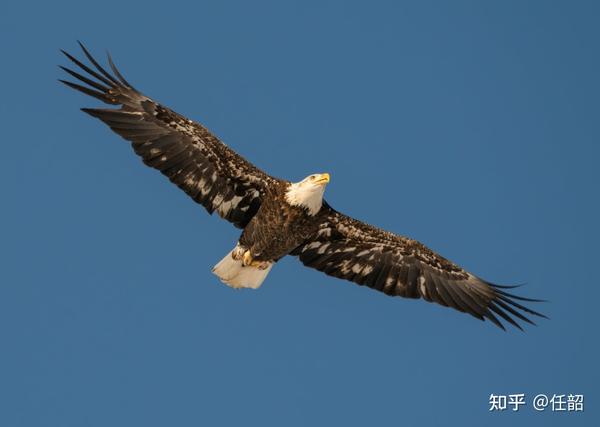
xmin=309 ymin=175 xmax=316 ymax=181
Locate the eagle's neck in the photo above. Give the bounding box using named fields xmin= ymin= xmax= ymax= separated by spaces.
xmin=284 ymin=182 xmax=324 ymax=216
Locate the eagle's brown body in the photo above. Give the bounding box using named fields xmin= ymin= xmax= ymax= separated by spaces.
xmin=240 ymin=184 xmax=322 ymax=262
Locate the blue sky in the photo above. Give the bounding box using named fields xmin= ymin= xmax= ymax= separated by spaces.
xmin=1 ymin=1 xmax=598 ymax=425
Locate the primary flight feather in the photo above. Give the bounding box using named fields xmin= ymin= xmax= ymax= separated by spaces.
xmin=60 ymin=42 xmax=545 ymax=330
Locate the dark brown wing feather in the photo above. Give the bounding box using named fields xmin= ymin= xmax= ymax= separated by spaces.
xmin=60 ymin=42 xmax=280 ymax=228
xmin=293 ymin=204 xmax=546 ymax=330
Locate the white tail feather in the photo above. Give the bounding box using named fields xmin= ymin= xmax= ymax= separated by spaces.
xmin=212 ymin=249 xmax=273 ymax=289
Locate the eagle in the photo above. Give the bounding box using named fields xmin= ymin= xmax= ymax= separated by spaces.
xmin=59 ymin=42 xmax=545 ymax=330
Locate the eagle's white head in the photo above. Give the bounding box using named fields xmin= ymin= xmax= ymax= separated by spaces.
xmin=285 ymin=173 xmax=330 ymax=215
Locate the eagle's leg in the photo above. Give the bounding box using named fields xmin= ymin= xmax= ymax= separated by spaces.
xmin=231 ymin=243 xmax=246 ymax=261
xmin=242 ymin=251 xmax=271 ymax=270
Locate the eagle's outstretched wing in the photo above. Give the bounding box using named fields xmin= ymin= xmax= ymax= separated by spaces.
xmin=60 ymin=42 xmax=280 ymax=228
xmin=293 ymin=204 xmax=545 ymax=330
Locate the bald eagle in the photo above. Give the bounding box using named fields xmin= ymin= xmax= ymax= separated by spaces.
xmin=60 ymin=43 xmax=545 ymax=330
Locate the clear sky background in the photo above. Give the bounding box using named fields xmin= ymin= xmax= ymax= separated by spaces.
xmin=1 ymin=1 xmax=598 ymax=426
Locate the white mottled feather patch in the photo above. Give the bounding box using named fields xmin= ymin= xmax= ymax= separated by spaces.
xmin=418 ymin=275 xmax=426 ymax=296
xmin=317 ymin=243 xmax=330 ymax=254
xmin=362 ymin=265 xmax=373 ymax=275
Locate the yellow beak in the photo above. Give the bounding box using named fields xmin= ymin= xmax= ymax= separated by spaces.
xmin=315 ymin=173 xmax=330 ymax=185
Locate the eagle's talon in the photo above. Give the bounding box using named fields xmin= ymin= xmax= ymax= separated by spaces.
xmin=242 ymin=251 xmax=270 ymax=270
xmin=242 ymin=250 xmax=253 ymax=267
xmin=254 ymin=261 xmax=270 ymax=270
xmin=232 ymin=245 xmax=246 ymax=261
